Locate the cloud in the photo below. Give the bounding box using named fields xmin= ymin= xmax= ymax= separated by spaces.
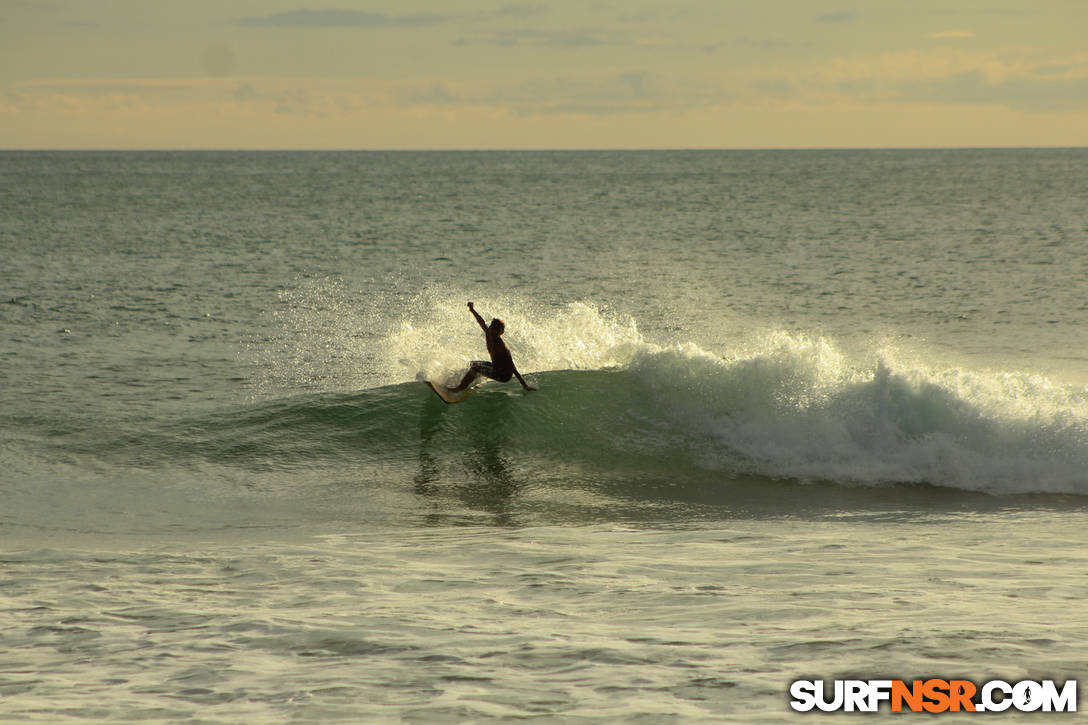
xmin=483 ymin=71 xmax=728 ymax=116
xmin=749 ymin=77 xmax=797 ymax=100
xmin=17 ymin=78 xmax=194 ymax=94
xmin=900 ymin=70 xmax=1088 ymax=111
xmin=930 ymin=30 xmax=975 ymax=40
xmin=398 ymin=83 xmax=460 ymax=106
xmin=466 ymin=27 xmax=620 ymax=48
xmin=234 ymin=83 xmax=260 ymax=102
xmin=736 ymin=36 xmax=795 ymax=52
xmin=6 ymin=76 xmax=391 ymax=121
xmin=815 ymin=11 xmax=857 ymax=23
xmin=271 ymin=86 xmax=369 ymax=117
xmin=765 ymin=48 xmax=1088 ymax=113
xmin=3 ymin=1 xmax=62 ymax=14
xmin=235 ymin=9 xmax=451 ymax=28
xmin=201 ymin=43 xmax=237 ymax=77
xmin=273 ymin=88 xmax=310 ymax=115
xmin=494 ymin=4 xmax=548 ymax=19
xmin=1033 ymin=64 xmax=1073 ymax=76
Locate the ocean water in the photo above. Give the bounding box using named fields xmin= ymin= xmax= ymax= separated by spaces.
xmin=2 ymin=149 xmax=1087 ymax=722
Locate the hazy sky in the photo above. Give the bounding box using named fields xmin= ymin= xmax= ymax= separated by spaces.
xmin=3 ymin=1 xmax=1087 ymax=149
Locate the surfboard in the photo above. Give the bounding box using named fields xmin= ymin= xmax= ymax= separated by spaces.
xmin=425 ymin=380 xmax=475 ymax=404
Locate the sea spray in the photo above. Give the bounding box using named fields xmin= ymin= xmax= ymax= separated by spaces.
xmin=384 ymin=293 xmax=649 ymax=385
xmin=259 ymin=284 xmax=1088 ymax=494
xmin=258 ymin=282 xmax=651 ymax=393
xmin=258 ymin=276 xmax=381 ymax=394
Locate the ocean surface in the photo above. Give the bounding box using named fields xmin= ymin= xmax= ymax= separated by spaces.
xmin=2 ymin=149 xmax=1087 ymax=722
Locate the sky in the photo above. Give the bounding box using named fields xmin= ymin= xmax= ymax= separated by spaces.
xmin=2 ymin=0 xmax=1087 ymax=149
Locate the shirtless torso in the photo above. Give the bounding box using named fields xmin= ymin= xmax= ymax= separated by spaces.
xmin=449 ymin=302 xmax=536 ymax=393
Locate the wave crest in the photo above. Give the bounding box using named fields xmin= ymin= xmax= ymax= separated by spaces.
xmin=626 ymin=337 xmax=1088 ymax=494
xmin=259 ymin=290 xmax=1088 ymax=496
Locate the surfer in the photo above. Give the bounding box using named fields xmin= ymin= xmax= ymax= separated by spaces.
xmin=449 ymin=302 xmax=536 ymax=393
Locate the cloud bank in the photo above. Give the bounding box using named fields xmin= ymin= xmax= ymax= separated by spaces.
xmin=234 ymin=9 xmax=452 ymax=28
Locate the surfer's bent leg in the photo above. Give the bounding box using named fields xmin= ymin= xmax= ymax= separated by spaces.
xmin=450 ymin=361 xmax=496 ymax=392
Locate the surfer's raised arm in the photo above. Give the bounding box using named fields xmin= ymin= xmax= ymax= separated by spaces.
xmin=467 ymin=301 xmax=488 ymax=332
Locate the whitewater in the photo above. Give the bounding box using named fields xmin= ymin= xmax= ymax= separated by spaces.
xmin=2 ymin=149 xmax=1087 ymax=722
xmin=264 ymin=288 xmax=1088 ymax=497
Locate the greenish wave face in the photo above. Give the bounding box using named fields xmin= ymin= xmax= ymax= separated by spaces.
xmin=92 ymin=350 xmax=1088 ymax=500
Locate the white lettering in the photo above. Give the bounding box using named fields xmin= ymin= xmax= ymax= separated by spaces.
xmin=868 ymin=679 xmax=893 ymax=711
xmin=789 ymin=677 xmax=1077 ymax=714
xmin=816 ymin=679 xmax=844 ymax=712
xmin=1040 ymin=680 xmax=1077 ymax=712
xmin=844 ymin=680 xmax=869 ymax=712
xmin=789 ymin=680 xmax=817 ymax=712
xmin=982 ymin=680 xmax=1013 ymax=712
xmin=1014 ymin=680 xmax=1043 ymax=712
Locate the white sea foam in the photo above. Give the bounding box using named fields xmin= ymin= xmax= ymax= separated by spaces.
xmin=628 ymin=334 xmax=1088 ymax=494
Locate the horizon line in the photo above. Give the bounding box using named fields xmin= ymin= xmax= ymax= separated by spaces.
xmin=3 ymin=145 xmax=1086 ymax=153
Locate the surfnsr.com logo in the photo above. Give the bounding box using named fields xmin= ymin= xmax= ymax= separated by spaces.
xmin=789 ymin=679 xmax=1077 ymax=713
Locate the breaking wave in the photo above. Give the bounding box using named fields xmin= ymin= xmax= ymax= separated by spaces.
xmin=201 ymin=297 xmax=1088 ymax=496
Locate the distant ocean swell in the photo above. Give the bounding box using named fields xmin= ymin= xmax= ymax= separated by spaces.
xmin=129 ymin=306 xmax=1088 ymax=496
